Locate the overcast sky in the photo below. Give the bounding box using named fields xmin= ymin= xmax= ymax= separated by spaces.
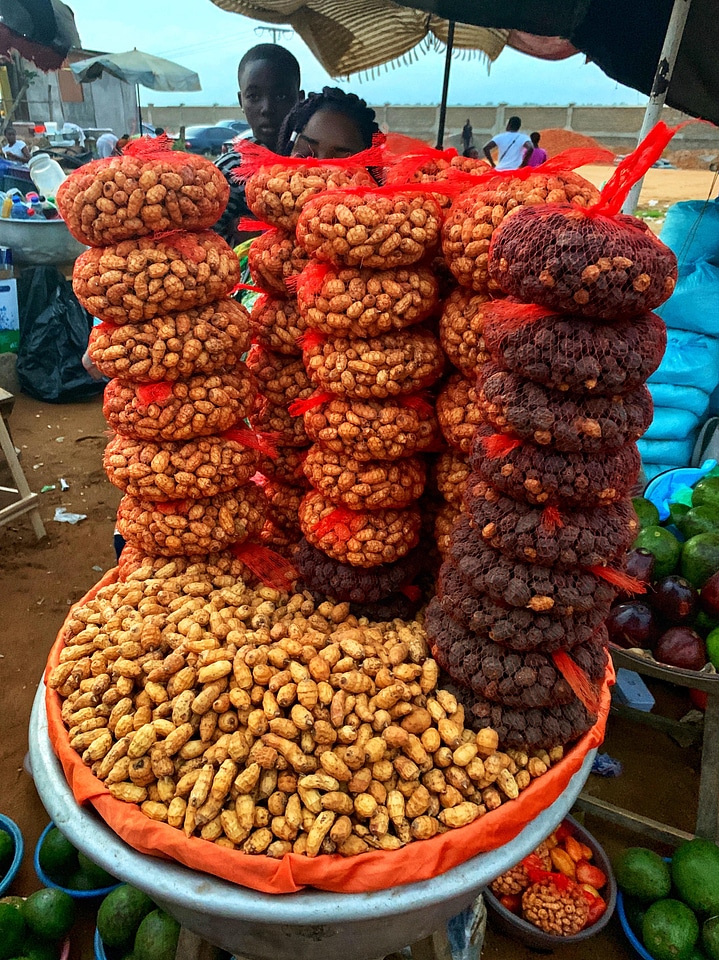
xmin=67 ymin=0 xmax=647 ymax=109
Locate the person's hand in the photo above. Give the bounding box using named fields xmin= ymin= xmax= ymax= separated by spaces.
xmin=82 ymin=348 xmax=104 ymax=381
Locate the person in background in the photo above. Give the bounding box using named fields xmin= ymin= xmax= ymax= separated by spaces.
xmin=116 ymin=133 xmax=130 ymax=153
xmin=214 ymin=43 xmax=302 ymax=248
xmin=154 ymin=127 xmax=165 ymax=137
xmin=2 ymin=127 xmax=30 ymax=162
xmin=173 ymin=126 xmax=186 ymax=151
xmin=96 ymin=131 xmax=118 ymax=158
xmin=461 ymin=118 xmax=473 ymax=154
xmin=525 ymin=131 xmax=548 ymax=167
xmin=463 ymin=147 xmax=480 ymax=159
xmin=277 ymin=86 xmax=379 ymax=160
xmin=483 ymin=116 xmax=532 ymax=171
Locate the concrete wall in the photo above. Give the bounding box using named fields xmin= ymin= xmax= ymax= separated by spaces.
xmin=146 ymin=101 xmax=719 ymax=157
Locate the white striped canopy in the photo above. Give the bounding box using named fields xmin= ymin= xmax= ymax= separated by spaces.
xmin=210 ymin=0 xmax=508 ymax=76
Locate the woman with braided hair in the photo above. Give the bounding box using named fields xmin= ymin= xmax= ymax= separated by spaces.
xmin=277 ymin=86 xmax=380 ymax=159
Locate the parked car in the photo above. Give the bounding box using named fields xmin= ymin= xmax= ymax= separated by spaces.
xmin=181 ymin=125 xmax=237 ymax=156
xmin=215 ymin=119 xmax=250 ymax=135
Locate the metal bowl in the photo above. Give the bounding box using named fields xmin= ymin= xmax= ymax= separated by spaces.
xmin=29 ymin=680 xmax=597 ymax=960
xmin=0 ymin=218 xmax=86 ymax=267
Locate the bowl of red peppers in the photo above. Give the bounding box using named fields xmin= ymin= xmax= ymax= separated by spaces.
xmin=485 ymin=814 xmax=616 ymax=948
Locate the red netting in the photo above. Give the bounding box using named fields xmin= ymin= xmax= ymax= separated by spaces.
xmin=433 ymin=571 xmax=611 ymax=652
xmin=72 ymin=232 xmax=240 ymax=325
xmin=481 ymin=301 xmax=667 ymax=395
xmin=476 ymin=363 xmax=653 ymax=452
xmin=102 ymin=369 xmax=256 ymax=442
xmin=488 ymin=205 xmax=677 ymax=318
xmin=88 ymin=299 xmax=251 ymax=382
xmin=259 ymin=517 xmax=299 ymax=558
xmin=295 ymin=192 xmax=443 ymax=270
xmin=56 ymin=147 xmax=230 ymax=247
xmin=303 ymin=327 xmax=444 ymax=400
xmin=250 ymin=295 xmax=309 ymax=356
xmin=299 ymin=490 xmax=421 ymax=568
xmin=117 ymin=545 xmax=256 ymax=584
xmin=295 ymin=262 xmax=438 ymax=339
xmin=436 ymin=373 xmax=485 ymax=454
xmin=303 ymin=444 xmax=426 ymax=510
xmin=428 ymin=621 xmax=607 ymax=710
xmin=104 ymin=433 xmax=259 ymax=500
xmin=438 ymin=287 xmax=492 ymax=377
xmin=303 ymin=394 xmax=440 ymax=461
xmin=249 ymin=395 xmax=310 ymax=447
xmin=115 ymin=485 xmax=267 ymax=557
xmin=262 ymin=479 xmax=306 ymax=536
xmin=256 ymin=445 xmax=309 ymax=485
xmin=441 ymin=171 xmax=599 ymax=294
xmin=245 ymin=346 xmax=312 ymax=407
xmin=247 ymin=228 xmax=310 ymax=296
xmin=463 ymin=475 xmax=638 ymax=568
xmin=239 ymin=144 xmax=376 ymax=230
xmin=470 ymin=425 xmax=641 ymax=507
xmin=434 ymin=451 xmax=471 ymax=505
xmin=293 ymin=537 xmax=429 ymax=603
xmin=446 ymin=516 xmax=617 ymax=616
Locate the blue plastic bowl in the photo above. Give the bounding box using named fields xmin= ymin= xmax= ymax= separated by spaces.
xmin=0 ymin=814 xmax=24 ymax=896
xmin=616 ymin=857 xmax=672 ymax=960
xmin=34 ymin=822 xmax=120 ymax=899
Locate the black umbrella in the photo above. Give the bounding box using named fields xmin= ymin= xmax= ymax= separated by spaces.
xmin=0 ymin=0 xmax=80 ymax=71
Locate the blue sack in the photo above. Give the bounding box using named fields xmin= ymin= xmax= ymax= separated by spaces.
xmin=643 ymin=406 xmax=700 ymax=441
xmin=649 ymin=382 xmax=710 ymax=418
xmin=660 ymin=199 xmax=719 ymax=265
xmin=648 ymin=328 xmax=719 ymax=394
xmin=656 ymin=259 xmax=719 ymax=335
xmin=638 ymin=436 xmax=696 ymax=466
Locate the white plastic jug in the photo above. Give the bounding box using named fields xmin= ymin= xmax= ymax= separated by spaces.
xmin=28 ymin=153 xmax=67 ymax=197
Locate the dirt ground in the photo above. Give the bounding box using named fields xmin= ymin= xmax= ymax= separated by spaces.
xmin=0 ymin=391 xmax=704 ymax=960
xmin=0 ymin=164 xmax=715 ymax=958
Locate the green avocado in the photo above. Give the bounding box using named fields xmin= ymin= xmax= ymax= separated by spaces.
xmin=633 ymin=526 xmax=683 ymax=579
xmin=97 ymin=886 xmax=155 ymax=950
xmin=702 ymin=916 xmax=719 ymax=960
xmin=642 ymin=899 xmax=699 ymax=960
xmin=671 ymin=839 xmax=719 ymax=915
xmin=681 ymin=533 xmax=719 ymax=589
xmin=678 ymin=507 xmax=719 ymax=540
xmin=133 ymin=911 xmax=180 ymax=960
xmin=634 ymin=496 xmax=661 ymax=529
xmin=692 ymin=477 xmax=719 ymax=510
xmin=615 ymin=847 xmax=672 ymax=902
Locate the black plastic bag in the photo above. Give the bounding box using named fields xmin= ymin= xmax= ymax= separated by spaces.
xmin=16 ymin=265 xmax=105 ymax=403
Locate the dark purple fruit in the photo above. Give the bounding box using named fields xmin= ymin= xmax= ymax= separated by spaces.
xmin=701 ymin=570 xmax=719 ymax=617
xmin=606 ymin=601 xmax=659 ymax=649
xmin=654 ymin=627 xmax=707 ymax=671
xmin=626 ymin=548 xmax=657 ymax=586
xmin=652 ymin=575 xmax=698 ymax=624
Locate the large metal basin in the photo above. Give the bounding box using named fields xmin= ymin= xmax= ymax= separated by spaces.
xmin=0 ymin=218 xmax=86 ymax=267
xmin=29 ymin=681 xmax=596 ymax=960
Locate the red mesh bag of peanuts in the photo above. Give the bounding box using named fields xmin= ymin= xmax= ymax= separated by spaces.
xmin=247 ymin=225 xmax=310 ymax=296
xmin=441 ymin=149 xmax=610 ymax=294
xmin=480 ymin=300 xmax=666 ymax=395
xmin=73 ymin=231 xmax=240 ymax=325
xmin=487 ymin=124 xmax=683 ymax=318
xmin=296 ymin=185 xmax=444 ymax=270
xmin=56 ymin=136 xmax=230 ymax=246
xmin=87 ymin=299 xmax=252 ymax=382
xmin=436 ymin=373 xmax=485 ymax=454
xmin=294 ymin=261 xmax=439 ymax=339
xmin=301 ymin=327 xmax=444 ymax=401
xmin=250 ymin=294 xmax=309 ymax=356
xmin=103 ymin=371 xmax=255 ymax=442
xmin=103 ymin=428 xmax=266 ymax=500
xmin=439 ymin=287 xmax=491 ymax=378
xmin=382 ymin=140 xmax=491 ymax=208
xmin=237 ymin=140 xmax=378 ymax=231
xmin=298 ymin=489 xmax=422 ymax=567
xmin=116 ymin=485 xmax=267 ymax=557
xmin=302 ymin=444 xmax=426 ymax=510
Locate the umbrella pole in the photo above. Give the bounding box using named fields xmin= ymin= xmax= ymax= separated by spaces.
xmin=621 ymin=0 xmax=693 ymax=214
xmin=136 ymin=83 xmax=143 ymax=135
xmin=435 ymin=20 xmax=455 ymax=150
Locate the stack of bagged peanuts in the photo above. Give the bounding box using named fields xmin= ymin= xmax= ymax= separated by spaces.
xmin=426 ymin=158 xmax=603 ymax=556
xmin=59 ymin=137 xmax=281 ymax=580
xmin=424 ymin=144 xmax=676 ymax=750
xmin=239 ymin=147 xmax=376 ymax=557
xmin=283 ymin=175 xmax=450 ymax=620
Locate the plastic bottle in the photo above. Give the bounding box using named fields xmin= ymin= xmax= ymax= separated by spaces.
xmin=39 ymin=195 xmax=59 ymax=220
xmin=10 ymin=196 xmax=29 ymax=219
xmin=27 ymin=153 xmax=67 ymax=197
xmin=0 ymin=195 xmax=12 ymax=218
xmin=26 ymin=192 xmax=43 ymax=217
